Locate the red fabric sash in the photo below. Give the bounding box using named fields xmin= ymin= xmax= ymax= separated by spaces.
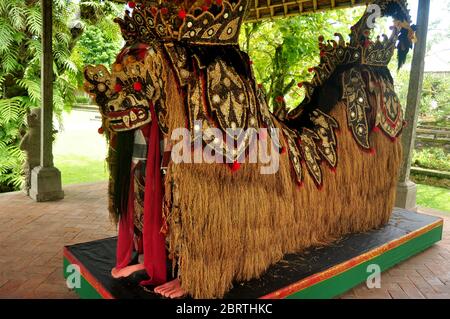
xmin=115 ymin=102 xmax=167 ymax=285
xmin=141 ymin=103 xmax=167 ymax=285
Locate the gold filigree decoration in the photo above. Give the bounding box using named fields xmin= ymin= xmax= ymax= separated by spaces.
xmin=115 ymin=0 xmax=249 ymax=46
xmin=299 ymin=128 xmax=323 ymax=186
xmin=342 ymin=68 xmax=371 ymax=150
xmin=310 ymin=110 xmax=339 ymax=168
xmin=282 ymin=127 xmax=303 ymax=185
xmin=206 ymin=59 xmax=249 ymax=141
xmin=281 ymin=109 xmax=339 ymax=187
xmin=369 ymin=73 xmax=404 ymax=138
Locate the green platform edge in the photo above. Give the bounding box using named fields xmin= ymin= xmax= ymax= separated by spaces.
xmin=63 ymin=224 xmax=443 ymax=300
xmin=63 ymin=257 xmax=103 ymax=299
xmin=286 ymin=224 xmax=443 ymax=299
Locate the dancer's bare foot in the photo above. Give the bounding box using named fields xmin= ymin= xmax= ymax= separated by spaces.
xmin=154 ymin=279 xmax=185 ymax=299
xmin=111 ymin=263 xmax=145 ymax=279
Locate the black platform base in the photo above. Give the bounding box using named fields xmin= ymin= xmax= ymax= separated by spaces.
xmin=63 ymin=209 xmax=443 ymax=299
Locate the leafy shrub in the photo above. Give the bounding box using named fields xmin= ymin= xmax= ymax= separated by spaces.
xmin=75 ymin=95 xmax=92 ymax=105
xmin=412 ymin=148 xmax=450 ymax=171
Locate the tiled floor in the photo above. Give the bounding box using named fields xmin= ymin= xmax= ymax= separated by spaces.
xmin=0 ymin=182 xmax=448 ymax=299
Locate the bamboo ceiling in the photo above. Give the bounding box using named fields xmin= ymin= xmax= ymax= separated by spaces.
xmin=113 ymin=0 xmax=369 ymax=22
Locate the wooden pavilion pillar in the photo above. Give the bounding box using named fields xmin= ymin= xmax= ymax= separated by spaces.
xmin=395 ymin=0 xmax=430 ymax=210
xmin=29 ymin=0 xmax=64 ymax=202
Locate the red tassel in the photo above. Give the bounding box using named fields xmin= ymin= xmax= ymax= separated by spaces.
xmin=137 ymin=49 xmax=147 ymax=60
xmin=390 ymin=136 xmax=397 ymax=143
xmin=133 ymin=82 xmax=142 ymax=91
xmin=330 ymin=167 xmax=336 ymax=174
xmin=370 ymin=148 xmax=376 ymax=156
xmin=128 ymin=1 xmax=136 ymax=9
xmin=373 ymin=126 xmax=381 ymax=133
xmin=230 ymin=161 xmax=241 ymax=172
xmin=297 ymin=181 xmax=304 ymax=188
xmin=178 ymin=9 xmax=187 ymax=19
xmin=114 ymin=83 xmax=122 ymax=93
xmin=281 ymin=146 xmax=287 ymax=154
xmin=98 ymin=127 xmax=104 ymax=135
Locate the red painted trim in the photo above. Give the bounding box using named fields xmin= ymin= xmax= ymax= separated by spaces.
xmin=63 ymin=247 xmax=114 ymax=299
xmin=260 ymin=219 xmax=444 ymax=299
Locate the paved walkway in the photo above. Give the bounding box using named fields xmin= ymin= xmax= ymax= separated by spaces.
xmin=0 ymin=182 xmax=448 ymax=299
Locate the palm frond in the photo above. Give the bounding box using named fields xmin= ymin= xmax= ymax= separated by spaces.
xmin=0 ymin=97 xmax=23 ymax=124
xmin=17 ymin=78 xmax=41 ymax=104
xmin=8 ymin=4 xmax=26 ymax=31
xmin=25 ymin=5 xmax=42 ymax=37
xmin=0 ymin=18 xmax=15 ymax=53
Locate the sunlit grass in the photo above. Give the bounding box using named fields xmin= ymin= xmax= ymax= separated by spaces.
xmin=417 ymin=184 xmax=450 ymax=213
xmin=55 ymin=154 xmax=108 ymax=186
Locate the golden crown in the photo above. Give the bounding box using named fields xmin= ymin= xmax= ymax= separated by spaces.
xmin=115 ymin=0 xmax=249 ymax=46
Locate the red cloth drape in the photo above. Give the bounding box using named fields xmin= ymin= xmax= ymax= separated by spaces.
xmin=115 ymin=102 xmax=167 ymax=285
xmin=141 ymin=103 xmax=167 ymax=285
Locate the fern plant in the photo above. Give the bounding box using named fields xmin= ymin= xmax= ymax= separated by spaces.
xmin=0 ymin=0 xmax=122 ymax=192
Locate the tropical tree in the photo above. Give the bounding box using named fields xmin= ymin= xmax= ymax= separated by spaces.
xmin=77 ymin=25 xmax=123 ymax=67
xmin=240 ymin=7 xmax=366 ymax=112
xmin=0 ymin=0 xmax=122 ymax=192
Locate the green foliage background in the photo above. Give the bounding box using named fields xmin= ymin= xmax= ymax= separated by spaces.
xmin=0 ymin=0 xmax=122 ymax=192
xmin=239 ymin=8 xmax=366 ymax=111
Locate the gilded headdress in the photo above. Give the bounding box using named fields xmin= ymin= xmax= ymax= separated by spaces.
xmin=115 ymin=0 xmax=249 ymax=46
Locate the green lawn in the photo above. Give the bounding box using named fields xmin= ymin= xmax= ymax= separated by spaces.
xmin=54 ymin=155 xmax=108 ymax=186
xmin=416 ymin=184 xmax=450 ymax=213
xmin=53 ymin=110 xmax=108 ymax=186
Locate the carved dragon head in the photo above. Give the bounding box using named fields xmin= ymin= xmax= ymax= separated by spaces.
xmin=84 ymin=43 xmax=167 ymax=133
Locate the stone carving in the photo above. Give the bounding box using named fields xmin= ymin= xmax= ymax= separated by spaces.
xmin=19 ymin=108 xmax=41 ymax=195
